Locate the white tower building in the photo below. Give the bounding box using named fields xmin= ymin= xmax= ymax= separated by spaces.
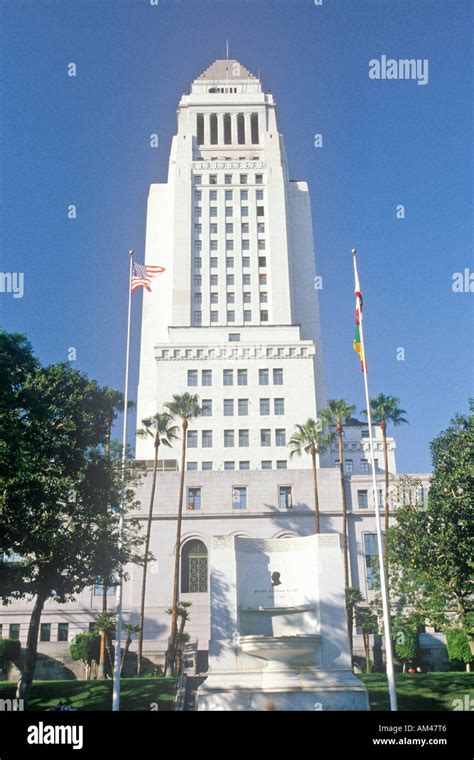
xmin=136 ymin=59 xmax=326 ymax=471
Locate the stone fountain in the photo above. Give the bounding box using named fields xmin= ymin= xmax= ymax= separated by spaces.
xmin=196 ymin=534 xmax=369 ymax=711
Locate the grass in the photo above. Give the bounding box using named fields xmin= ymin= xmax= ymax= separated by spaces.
xmin=359 ymin=672 xmax=474 ymax=711
xmin=1 ymin=672 xmax=471 ymax=711
xmin=0 ymin=677 xmax=176 ymax=711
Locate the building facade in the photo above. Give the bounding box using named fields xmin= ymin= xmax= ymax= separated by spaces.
xmin=1 ymin=60 xmax=440 ymax=680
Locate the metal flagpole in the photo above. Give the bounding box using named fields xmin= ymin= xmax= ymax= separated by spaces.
xmin=112 ymin=249 xmax=134 ymax=712
xmin=352 ymin=248 xmax=398 ymax=712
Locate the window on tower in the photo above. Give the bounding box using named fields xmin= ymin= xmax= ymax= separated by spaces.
xmin=260 ymin=429 xmax=271 ymax=447
xmin=224 ymin=430 xmax=235 ymax=447
xmin=251 ymin=113 xmax=259 ymax=144
xmin=260 ymin=310 xmax=269 ymax=322
xmin=202 ymin=370 xmax=212 ymax=386
xmin=210 ymin=114 xmax=218 ymax=145
xmin=224 ymin=399 xmax=234 ymax=416
xmin=259 ymin=369 xmax=269 ymax=386
xmin=202 ymin=430 xmax=213 ymax=448
xmin=197 ymin=114 xmax=204 ymax=145
xmin=224 ymin=113 xmax=232 ymax=145
xmin=237 ymin=114 xmax=245 ymax=144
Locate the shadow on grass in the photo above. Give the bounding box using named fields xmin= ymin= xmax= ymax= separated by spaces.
xmin=359 ymin=673 xmax=474 ymax=711
xmin=0 ymin=678 xmax=176 ymax=712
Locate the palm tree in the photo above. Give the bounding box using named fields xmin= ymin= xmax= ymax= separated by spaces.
xmin=120 ymin=623 xmax=141 ymax=675
xmin=163 ymin=393 xmax=201 ymax=675
xmin=94 ymin=611 xmax=117 ymax=678
xmin=362 ymin=394 xmax=408 ymax=558
xmin=135 ymin=412 xmax=179 ymax=676
xmin=320 ymin=400 xmax=356 ymax=588
xmin=288 ymin=418 xmax=334 ymax=533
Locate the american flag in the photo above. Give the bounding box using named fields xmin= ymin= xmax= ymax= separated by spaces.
xmin=131 ymin=261 xmax=165 ymax=292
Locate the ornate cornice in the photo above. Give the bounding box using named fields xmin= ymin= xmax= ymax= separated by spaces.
xmin=154 ymin=343 xmax=315 ymax=361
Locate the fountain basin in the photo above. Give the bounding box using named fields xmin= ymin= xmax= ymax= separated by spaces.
xmin=240 ymin=634 xmax=320 ymax=666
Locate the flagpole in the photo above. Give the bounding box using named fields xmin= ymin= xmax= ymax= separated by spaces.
xmin=112 ymin=249 xmax=134 ymax=712
xmin=352 ymin=248 xmax=398 ymax=712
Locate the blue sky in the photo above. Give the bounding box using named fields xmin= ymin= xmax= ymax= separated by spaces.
xmin=0 ymin=0 xmax=472 ymax=471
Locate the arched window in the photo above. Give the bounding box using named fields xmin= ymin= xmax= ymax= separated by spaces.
xmin=223 ymin=113 xmax=232 ymax=144
xmin=210 ymin=114 xmax=218 ymax=145
xmin=181 ymin=539 xmax=208 ymax=593
xmin=237 ymin=113 xmax=245 ymax=144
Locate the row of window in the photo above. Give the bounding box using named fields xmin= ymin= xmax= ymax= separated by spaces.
xmin=194 ymin=290 xmax=268 ymax=304
xmin=194 ymin=172 xmax=264 ymax=185
xmin=199 ymin=398 xmax=285 ymax=416
xmin=187 ymin=460 xmax=288 ymax=471
xmin=187 ymin=485 xmax=293 ymax=512
xmin=187 ymin=428 xmax=287 ymax=448
xmin=193 ymin=273 xmax=267 ymax=288
xmin=357 ymin=489 xmax=384 ymax=509
xmin=188 ymin=368 xmax=284 ymax=386
xmin=0 ymin=623 xmax=69 ymax=642
xmin=194 ymin=237 xmax=267 ymax=250
xmin=195 ymin=188 xmax=265 ymax=202
xmin=193 ymin=310 xmax=268 ymax=324
xmin=196 ymin=113 xmax=260 ymax=146
xmin=195 ymin=206 xmax=265 ymax=219
xmin=335 ymin=458 xmax=379 ymax=474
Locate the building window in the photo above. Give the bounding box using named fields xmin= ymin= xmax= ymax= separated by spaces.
xmin=227 ymin=292 xmax=235 ymax=304
xmin=202 ymin=430 xmax=212 ymax=448
xmin=257 ymin=206 xmax=265 ymax=217
xmin=358 ymin=490 xmax=368 ymax=509
xmin=251 ymin=113 xmax=259 ymax=144
xmin=202 ymin=370 xmax=212 ymax=386
xmin=202 ymin=461 xmax=213 ymax=471
xmin=194 ymin=275 xmax=202 ymax=287
xmin=240 ymin=174 xmax=248 ymax=185
xmin=40 ymin=623 xmax=51 ymax=642
xmin=187 ymin=431 xmax=198 ymax=448
xmin=210 ymin=310 xmax=218 ymax=323
xmin=210 ymin=223 xmax=218 ymax=235
xmin=193 ymin=311 xmax=202 ymax=325
xmin=187 ymin=487 xmax=201 ymax=511
xmin=229 ymin=333 xmax=240 ymax=342
xmin=242 ymin=222 xmax=249 ymax=233
xmin=225 ymin=206 xmax=233 ymax=217
xmin=194 ymin=240 xmax=202 ymax=253
xmin=193 ymin=258 xmax=202 ymax=271
xmin=257 ymin=220 xmax=265 ymax=231
xmin=261 ymin=460 xmax=272 ymax=470
xmin=226 ymin=240 xmax=234 ymax=251
xmin=238 ymin=369 xmax=248 ymax=386
xmin=239 ymin=461 xmax=250 ymax=470
xmin=276 ymin=460 xmax=287 ymax=469
xmin=210 ymin=239 xmax=218 ymax=251
xmin=227 ymin=310 xmax=235 ymax=322
xmin=210 ymin=292 xmax=218 ymax=304
xmin=226 ymin=221 xmax=233 ymax=232
xmin=242 ymin=239 xmax=250 ymax=250
xmin=194 ymin=175 xmax=202 ymax=185
xmin=210 ymin=274 xmax=218 ymax=286
xmin=255 ymin=173 xmax=263 ymax=185
xmin=9 ymin=624 xmax=20 ymax=641
xmin=364 ymin=534 xmax=380 ymax=591
xmin=243 ymin=274 xmax=251 ymax=286
xmin=224 ymin=173 xmax=232 ymax=185
xmin=210 ymin=257 xmax=218 ymax=270
xmin=209 ymin=173 xmax=217 ymax=185
xmin=58 ymin=623 xmax=69 ymax=642
xmin=373 ymin=489 xmax=384 ymax=508
xmin=181 ymin=540 xmax=208 ymax=593
xmin=259 ymin=369 xmax=269 ymax=386
xmin=233 ymin=486 xmax=247 ymax=510
xmin=243 ymin=292 xmax=251 ymax=304
xmin=237 ymin=114 xmax=245 ymax=144
xmin=202 ymin=399 xmax=213 ymax=417
xmin=241 ymin=206 xmax=249 ymax=217
xmin=224 ymin=461 xmax=235 ymax=470
xmin=94 ymin=580 xmax=116 ymax=596
xmin=260 ymin=310 xmax=269 ymax=322
xmin=279 ymin=486 xmax=293 ymax=510
xmin=226 ymin=258 xmax=234 ymax=269
xmin=275 ymin=429 xmax=286 ymax=447
xmin=223 ymin=369 xmax=233 ymax=386
xmin=273 ymin=368 xmax=283 ymax=385
xmin=210 ymin=207 xmax=217 ymax=218
xmin=224 ymin=399 xmax=234 ymax=416
xmin=261 ymin=429 xmax=271 ymax=447
xmin=240 ymin=190 xmax=249 ymax=201
xmin=258 ymin=257 xmax=266 ymax=269
xmin=197 ymin=114 xmax=204 ymax=145
xmin=238 ymin=399 xmax=249 ymax=416
xmin=242 ymin=257 xmax=250 ymax=269
xmin=274 ymin=398 xmax=285 ymax=415
xmin=361 ymin=429 xmax=370 ymax=438
xmin=345 ymin=459 xmax=354 ymax=474
xmin=260 ymin=398 xmax=270 ymax=415
xmin=194 ymin=292 xmax=202 ymax=305
xmin=194 ymin=223 xmax=202 ymax=235
xmin=224 ymin=429 xmax=235 ymax=447
xmin=361 ymin=459 xmax=369 ymax=473
xmin=187 ymin=370 xmax=198 ymax=387
xmin=260 ymin=292 xmax=268 ymax=303
xmin=258 ymin=238 xmax=266 ymax=250
xmin=239 ymin=429 xmax=249 ymax=447
xmin=187 ymin=462 xmax=198 ymax=471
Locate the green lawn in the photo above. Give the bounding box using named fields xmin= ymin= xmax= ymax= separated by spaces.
xmin=1 ymin=673 xmax=471 ymax=711
xmin=359 ymin=672 xmax=474 ymax=711
xmin=0 ymin=677 xmax=176 ymax=711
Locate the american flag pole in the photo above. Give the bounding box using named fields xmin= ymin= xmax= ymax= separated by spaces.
xmin=352 ymin=248 xmax=397 ymax=711
xmin=112 ymin=249 xmax=134 ymax=711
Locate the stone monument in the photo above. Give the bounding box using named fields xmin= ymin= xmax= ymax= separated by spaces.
xmin=196 ymin=534 xmax=370 ymax=711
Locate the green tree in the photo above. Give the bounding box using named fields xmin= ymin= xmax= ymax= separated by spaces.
xmin=94 ymin=611 xmax=117 ymax=678
xmin=345 ymin=587 xmax=364 ymax=663
xmin=392 ymin=615 xmax=420 ymax=673
xmin=120 ymin=623 xmax=142 ymax=675
xmin=136 ymin=413 xmax=179 ymax=676
xmin=288 ymin=418 xmax=334 ymax=533
xmin=445 ymin=628 xmax=473 ymax=672
xmin=362 ymin=394 xmax=408 ymax=559
xmin=320 ymin=400 xmax=356 ymax=588
xmin=0 ymin=332 xmax=145 ymax=704
xmin=0 ymin=638 xmax=21 ymax=675
xmin=163 ymin=393 xmax=201 ymax=676
xmin=355 ymin=606 xmax=379 ymax=673
xmin=70 ymin=632 xmax=100 ymax=680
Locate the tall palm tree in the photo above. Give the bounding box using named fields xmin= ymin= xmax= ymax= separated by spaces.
xmin=163 ymin=393 xmax=201 ymax=675
xmin=120 ymin=623 xmax=142 ymax=675
xmin=362 ymin=394 xmax=408 ymax=557
xmin=288 ymin=418 xmax=334 ymax=533
xmin=320 ymin=400 xmax=356 ymax=588
xmin=94 ymin=611 xmax=117 ymax=679
xmin=135 ymin=412 xmax=179 ymax=676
